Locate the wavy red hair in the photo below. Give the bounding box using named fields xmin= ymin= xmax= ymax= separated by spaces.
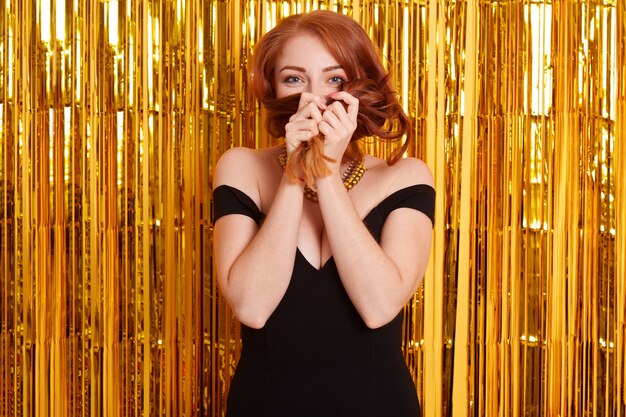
xmin=250 ymin=10 xmax=412 ymax=182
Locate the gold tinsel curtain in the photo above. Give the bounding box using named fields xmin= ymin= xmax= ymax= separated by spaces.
xmin=0 ymin=0 xmax=623 ymax=416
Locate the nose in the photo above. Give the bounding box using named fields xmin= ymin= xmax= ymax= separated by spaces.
xmin=307 ymin=81 xmax=325 ymax=98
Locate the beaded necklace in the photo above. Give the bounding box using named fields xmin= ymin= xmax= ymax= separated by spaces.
xmin=277 ymin=145 xmax=366 ymax=203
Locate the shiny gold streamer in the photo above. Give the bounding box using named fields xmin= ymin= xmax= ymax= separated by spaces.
xmin=0 ymin=1 xmax=623 ymax=416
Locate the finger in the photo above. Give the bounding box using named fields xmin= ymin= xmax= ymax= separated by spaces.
xmin=317 ymin=120 xmax=333 ymax=137
xmin=298 ymin=92 xmax=326 ymax=113
xmin=328 ymin=91 xmax=359 ymax=121
xmin=285 ymin=118 xmax=320 ymax=137
xmin=318 ymin=118 xmax=349 ymax=140
xmin=286 ymin=118 xmax=319 ymax=131
xmin=321 ymin=106 xmax=342 ymax=129
xmin=290 ymin=101 xmax=324 ymax=124
xmin=288 ymin=131 xmax=317 ymax=143
xmin=285 ymin=131 xmax=317 ymax=154
xmin=326 ymin=100 xmax=349 ymax=121
xmin=322 ymin=102 xmax=355 ymax=136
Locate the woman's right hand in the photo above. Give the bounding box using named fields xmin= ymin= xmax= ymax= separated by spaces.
xmin=284 ymin=92 xmax=326 ymax=155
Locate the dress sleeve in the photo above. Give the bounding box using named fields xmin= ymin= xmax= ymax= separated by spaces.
xmin=362 ymin=184 xmax=435 ymax=243
xmin=379 ymin=184 xmax=435 ymax=225
xmin=212 ymin=184 xmax=265 ymax=225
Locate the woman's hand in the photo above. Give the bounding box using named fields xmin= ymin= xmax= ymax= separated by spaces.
xmin=284 ymin=92 xmax=326 ymax=155
xmin=317 ymin=91 xmax=359 ymax=174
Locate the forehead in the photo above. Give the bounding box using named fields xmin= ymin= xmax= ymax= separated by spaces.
xmin=275 ymin=33 xmax=340 ymax=69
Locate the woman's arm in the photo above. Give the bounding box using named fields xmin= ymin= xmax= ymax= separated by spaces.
xmin=214 ymin=94 xmax=326 ymax=328
xmin=316 ymin=157 xmax=434 ymax=329
xmin=213 ymin=147 xmax=304 ymax=329
xmin=314 ymin=91 xmax=434 ymax=328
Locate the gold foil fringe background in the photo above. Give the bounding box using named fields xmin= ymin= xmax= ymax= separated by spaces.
xmin=0 ymin=1 xmax=623 ymax=416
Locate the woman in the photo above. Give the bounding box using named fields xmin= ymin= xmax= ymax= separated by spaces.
xmin=213 ymin=10 xmax=434 ymax=417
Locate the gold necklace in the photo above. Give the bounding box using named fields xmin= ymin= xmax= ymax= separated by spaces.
xmin=277 ymin=145 xmax=366 ymax=203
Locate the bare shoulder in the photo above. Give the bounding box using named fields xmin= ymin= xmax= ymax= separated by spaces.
xmin=213 ymin=146 xmax=282 ymax=202
xmin=365 ymin=155 xmax=434 ymax=193
xmin=214 ymin=147 xmax=256 ymax=187
xmin=390 ymin=157 xmax=434 ymax=189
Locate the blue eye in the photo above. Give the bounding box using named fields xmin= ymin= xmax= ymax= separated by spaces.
xmin=329 ymin=76 xmax=345 ymax=84
xmin=284 ymin=76 xmax=302 ymax=84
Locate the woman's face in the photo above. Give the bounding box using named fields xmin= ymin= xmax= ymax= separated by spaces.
xmin=274 ymin=33 xmax=348 ymax=100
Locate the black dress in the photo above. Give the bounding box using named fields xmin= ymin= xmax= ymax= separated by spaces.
xmin=213 ymin=184 xmax=435 ymax=417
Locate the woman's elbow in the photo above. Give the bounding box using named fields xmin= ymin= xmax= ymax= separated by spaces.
xmin=232 ymin=306 xmax=269 ymax=329
xmin=361 ymin=307 xmax=400 ymax=329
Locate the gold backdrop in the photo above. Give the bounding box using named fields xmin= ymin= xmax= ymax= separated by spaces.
xmin=0 ymin=0 xmax=624 ymax=416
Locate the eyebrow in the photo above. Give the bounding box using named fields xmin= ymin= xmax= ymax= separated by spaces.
xmin=278 ymin=65 xmax=344 ymax=73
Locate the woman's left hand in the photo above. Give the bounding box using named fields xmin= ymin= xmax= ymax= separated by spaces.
xmin=318 ymin=91 xmax=359 ymax=174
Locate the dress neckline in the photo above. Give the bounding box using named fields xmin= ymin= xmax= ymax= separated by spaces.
xmin=214 ymin=183 xmax=433 ymax=224
xmin=213 ymin=183 xmax=434 ymax=272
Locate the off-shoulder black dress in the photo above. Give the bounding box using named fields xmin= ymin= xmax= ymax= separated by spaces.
xmin=213 ymin=184 xmax=435 ymax=417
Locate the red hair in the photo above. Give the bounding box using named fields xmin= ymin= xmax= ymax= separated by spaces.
xmin=250 ymin=10 xmax=412 ymax=178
